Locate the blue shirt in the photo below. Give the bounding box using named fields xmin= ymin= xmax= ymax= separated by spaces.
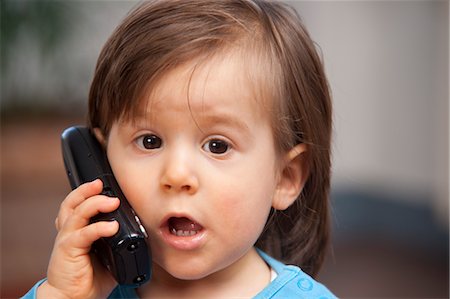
xmin=22 ymin=250 xmax=337 ymax=298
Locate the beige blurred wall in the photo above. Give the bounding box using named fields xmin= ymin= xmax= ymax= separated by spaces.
xmin=291 ymin=1 xmax=449 ymax=226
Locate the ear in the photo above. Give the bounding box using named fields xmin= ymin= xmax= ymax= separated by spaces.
xmin=92 ymin=127 xmax=107 ymax=148
xmin=272 ymin=144 xmax=309 ymax=211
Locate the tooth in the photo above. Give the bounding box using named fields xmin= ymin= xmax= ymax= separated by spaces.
xmin=170 ymin=228 xmax=199 ymax=237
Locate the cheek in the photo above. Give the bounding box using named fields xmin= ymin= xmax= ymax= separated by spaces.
xmin=211 ymin=172 xmax=276 ymax=237
xmin=109 ymin=158 xmax=156 ymax=218
xmin=226 ymin=157 xmax=277 ymax=211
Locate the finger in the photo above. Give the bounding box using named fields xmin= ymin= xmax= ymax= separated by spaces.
xmin=75 ymin=220 xmax=120 ymax=249
xmin=57 ymin=179 xmax=103 ymax=229
xmin=65 ymin=179 xmax=104 ymax=209
xmin=62 ymin=195 xmax=120 ymax=232
xmin=57 ymin=221 xmax=119 ymax=255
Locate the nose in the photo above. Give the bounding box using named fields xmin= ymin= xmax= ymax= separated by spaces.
xmin=160 ymin=147 xmax=199 ymax=195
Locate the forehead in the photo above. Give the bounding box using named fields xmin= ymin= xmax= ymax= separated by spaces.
xmin=137 ymin=51 xmax=272 ymax=124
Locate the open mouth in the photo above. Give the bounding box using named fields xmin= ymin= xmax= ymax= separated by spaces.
xmin=168 ymin=217 xmax=204 ymax=237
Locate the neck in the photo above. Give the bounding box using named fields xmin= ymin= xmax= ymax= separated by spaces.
xmin=137 ymin=248 xmax=271 ymax=298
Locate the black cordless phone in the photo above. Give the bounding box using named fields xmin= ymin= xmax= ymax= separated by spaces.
xmin=61 ymin=126 xmax=151 ymax=287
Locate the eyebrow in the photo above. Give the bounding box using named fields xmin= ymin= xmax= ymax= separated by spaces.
xmin=131 ymin=110 xmax=251 ymax=134
xmin=196 ymin=113 xmax=251 ymax=134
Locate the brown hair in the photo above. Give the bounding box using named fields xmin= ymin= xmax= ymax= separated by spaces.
xmin=88 ymin=0 xmax=332 ymax=277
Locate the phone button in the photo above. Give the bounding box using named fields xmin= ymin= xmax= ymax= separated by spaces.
xmin=127 ymin=241 xmax=139 ymax=252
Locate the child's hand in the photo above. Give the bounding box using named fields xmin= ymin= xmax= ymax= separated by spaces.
xmin=37 ymin=179 xmax=120 ymax=299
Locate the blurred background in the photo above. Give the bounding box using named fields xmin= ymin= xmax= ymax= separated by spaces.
xmin=1 ymin=1 xmax=448 ymax=298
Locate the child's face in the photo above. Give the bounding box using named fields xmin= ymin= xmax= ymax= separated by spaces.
xmin=105 ymin=54 xmax=283 ymax=280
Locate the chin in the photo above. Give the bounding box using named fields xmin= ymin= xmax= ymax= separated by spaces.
xmin=166 ymin=261 xmax=216 ymax=280
xmin=155 ymin=254 xmax=224 ymax=281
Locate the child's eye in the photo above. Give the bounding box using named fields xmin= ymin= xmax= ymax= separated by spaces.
xmin=202 ymin=139 xmax=231 ymax=155
xmin=136 ymin=134 xmax=162 ymax=150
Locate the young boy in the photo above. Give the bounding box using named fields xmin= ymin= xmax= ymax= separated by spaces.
xmin=23 ymin=0 xmax=335 ymax=298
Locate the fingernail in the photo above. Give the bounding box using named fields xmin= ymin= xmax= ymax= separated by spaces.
xmin=106 ymin=197 xmax=120 ymax=204
xmin=109 ymin=220 xmax=119 ymax=229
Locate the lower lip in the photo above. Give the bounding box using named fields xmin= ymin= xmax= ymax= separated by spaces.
xmin=160 ymin=227 xmax=207 ymax=251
